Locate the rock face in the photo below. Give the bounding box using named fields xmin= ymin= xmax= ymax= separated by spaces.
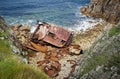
xmin=80 ymin=0 xmax=120 ymax=24
xmin=0 ymin=16 xmax=9 ymax=32
xmin=0 ymin=17 xmax=28 ymax=56
xmin=70 ymin=24 xmax=120 ymax=79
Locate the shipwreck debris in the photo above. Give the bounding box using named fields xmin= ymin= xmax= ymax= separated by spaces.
xmin=31 ymin=22 xmax=73 ymax=47
xmin=11 ymin=22 xmax=83 ymax=78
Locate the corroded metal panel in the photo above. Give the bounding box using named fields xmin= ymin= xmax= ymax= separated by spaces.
xmin=32 ymin=22 xmax=73 ymax=47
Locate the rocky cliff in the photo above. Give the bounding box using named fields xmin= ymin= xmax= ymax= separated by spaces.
xmin=0 ymin=16 xmax=49 ymax=79
xmin=80 ymin=0 xmax=120 ymax=24
xmin=70 ymin=23 xmax=120 ymax=79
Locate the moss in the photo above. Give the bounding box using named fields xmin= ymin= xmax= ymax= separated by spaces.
xmin=108 ymin=25 xmax=120 ymax=37
xmin=0 ymin=32 xmax=49 ymax=79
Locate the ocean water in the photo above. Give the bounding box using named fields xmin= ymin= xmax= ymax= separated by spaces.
xmin=0 ymin=0 xmax=102 ymax=31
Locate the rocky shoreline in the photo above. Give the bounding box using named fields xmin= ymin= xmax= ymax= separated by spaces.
xmin=0 ymin=0 xmax=119 ymax=78
xmin=0 ymin=14 xmax=120 ymax=79
xmin=80 ymin=0 xmax=120 ymax=24
xmin=1 ymin=14 xmax=114 ymax=79
xmin=73 ymin=21 xmax=108 ymax=50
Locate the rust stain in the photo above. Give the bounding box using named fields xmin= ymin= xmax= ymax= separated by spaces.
xmin=32 ymin=22 xmax=73 ymax=47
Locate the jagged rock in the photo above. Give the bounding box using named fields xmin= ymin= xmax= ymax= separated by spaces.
xmin=80 ymin=0 xmax=120 ymax=24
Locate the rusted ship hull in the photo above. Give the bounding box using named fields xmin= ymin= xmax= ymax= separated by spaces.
xmin=32 ymin=22 xmax=73 ymax=47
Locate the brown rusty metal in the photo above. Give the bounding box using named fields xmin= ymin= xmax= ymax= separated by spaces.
xmin=32 ymin=22 xmax=73 ymax=47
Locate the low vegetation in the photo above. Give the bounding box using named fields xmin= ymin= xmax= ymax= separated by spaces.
xmin=0 ymin=31 xmax=49 ymax=79
xmin=108 ymin=24 xmax=120 ymax=37
xmin=82 ymin=53 xmax=109 ymax=75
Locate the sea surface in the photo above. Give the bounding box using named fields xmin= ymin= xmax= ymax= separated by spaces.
xmin=0 ymin=0 xmax=102 ymax=31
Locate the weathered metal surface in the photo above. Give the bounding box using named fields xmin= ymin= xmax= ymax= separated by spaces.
xmin=32 ymin=22 xmax=73 ymax=47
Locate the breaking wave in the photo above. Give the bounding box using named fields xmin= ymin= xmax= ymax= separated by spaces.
xmin=0 ymin=0 xmax=103 ymax=32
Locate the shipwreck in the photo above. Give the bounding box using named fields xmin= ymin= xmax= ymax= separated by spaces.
xmin=31 ymin=22 xmax=73 ymax=47
xmin=11 ymin=22 xmax=82 ymax=78
xmin=11 ymin=21 xmax=73 ymax=52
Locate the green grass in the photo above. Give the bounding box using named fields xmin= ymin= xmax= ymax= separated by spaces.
xmin=0 ymin=31 xmax=49 ymax=79
xmin=0 ymin=59 xmax=49 ymax=79
xmin=108 ymin=25 xmax=120 ymax=37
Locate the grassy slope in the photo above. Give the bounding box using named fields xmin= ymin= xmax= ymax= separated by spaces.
xmin=0 ymin=31 xmax=49 ymax=79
